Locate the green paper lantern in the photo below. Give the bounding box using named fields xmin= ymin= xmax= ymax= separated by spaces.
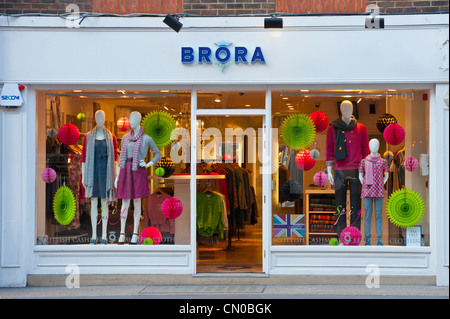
xmin=329 ymin=238 xmax=339 ymax=246
xmin=386 ymin=188 xmax=425 ymax=228
xmin=53 ymin=185 xmax=76 ymax=226
xmin=141 ymin=111 xmax=176 ymax=148
xmin=77 ymin=112 xmax=86 ymax=122
xmin=155 ymin=157 xmax=176 ymax=178
xmin=143 ymin=237 xmax=153 ymax=245
xmin=155 ymin=167 xmax=165 ymax=177
xmin=280 ymin=113 xmax=316 ymax=150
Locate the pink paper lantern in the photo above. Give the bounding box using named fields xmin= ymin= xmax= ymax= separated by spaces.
xmin=42 ymin=168 xmax=56 ymax=183
xmin=140 ymin=227 xmax=162 ymax=245
xmin=309 ymin=110 xmax=329 ymax=133
xmin=340 ymin=226 xmax=362 ymax=246
xmin=161 ymin=197 xmax=183 ymax=219
xmin=313 ymin=171 xmax=328 ymax=187
xmin=383 ymin=123 xmax=405 ymax=146
xmin=405 ymin=156 xmax=419 ymax=172
xmin=117 ymin=116 xmax=130 ymax=132
xmin=58 ymin=123 xmax=80 ymax=145
xmin=295 ymin=149 xmax=316 ymax=171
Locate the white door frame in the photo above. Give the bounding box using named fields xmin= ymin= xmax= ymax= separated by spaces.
xmin=190 ymin=87 xmax=272 ymax=275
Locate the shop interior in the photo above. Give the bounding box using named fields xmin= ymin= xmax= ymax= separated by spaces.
xmin=36 ymin=88 xmax=429 ymax=272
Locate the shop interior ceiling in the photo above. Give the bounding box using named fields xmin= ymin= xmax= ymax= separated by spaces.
xmin=46 ymin=89 xmax=410 ymax=116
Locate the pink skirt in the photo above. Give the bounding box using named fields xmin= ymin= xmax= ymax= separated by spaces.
xmin=117 ymin=160 xmax=150 ymax=199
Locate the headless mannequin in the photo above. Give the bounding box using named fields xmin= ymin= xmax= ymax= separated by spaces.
xmin=326 ymin=100 xmax=369 ymax=241
xmin=115 ymin=111 xmax=157 ymax=244
xmin=359 ymin=139 xmax=388 ymax=245
xmin=359 ymin=139 xmax=389 ymax=185
xmin=327 ymin=101 xmax=353 ymax=185
xmin=82 ymin=110 xmax=117 ymax=245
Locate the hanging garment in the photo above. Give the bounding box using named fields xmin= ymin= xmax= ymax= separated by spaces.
xmin=197 ymin=192 xmax=225 ymax=239
xmin=144 ymin=192 xmax=175 ymax=235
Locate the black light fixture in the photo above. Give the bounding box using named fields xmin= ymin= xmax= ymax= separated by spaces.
xmin=163 ymin=14 xmax=183 ymax=33
xmin=264 ymin=16 xmax=283 ymax=29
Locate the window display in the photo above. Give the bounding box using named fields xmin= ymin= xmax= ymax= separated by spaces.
xmin=35 ymin=88 xmax=430 ymax=250
xmin=36 ymin=90 xmax=191 ymax=246
xmin=272 ymin=89 xmax=430 ymax=247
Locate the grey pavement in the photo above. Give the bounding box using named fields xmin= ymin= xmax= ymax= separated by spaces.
xmin=0 ymin=284 xmax=448 ymax=299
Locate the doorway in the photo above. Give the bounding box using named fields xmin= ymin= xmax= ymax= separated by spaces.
xmin=195 ymin=113 xmax=265 ymax=273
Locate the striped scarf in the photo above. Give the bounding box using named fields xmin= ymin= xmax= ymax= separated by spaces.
xmin=119 ymin=126 xmax=144 ymax=171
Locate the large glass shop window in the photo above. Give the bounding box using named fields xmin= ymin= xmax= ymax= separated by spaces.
xmin=36 ymin=90 xmax=191 ymax=246
xmin=272 ymin=89 xmax=430 ymax=247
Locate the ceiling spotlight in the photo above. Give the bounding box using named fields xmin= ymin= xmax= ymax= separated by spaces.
xmin=264 ymin=16 xmax=283 ymax=29
xmin=163 ymin=14 xmax=183 ymax=33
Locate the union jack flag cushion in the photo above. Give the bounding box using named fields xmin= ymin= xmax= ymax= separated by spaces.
xmin=273 ymin=214 xmax=305 ymax=238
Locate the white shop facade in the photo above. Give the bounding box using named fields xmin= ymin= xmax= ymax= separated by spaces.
xmin=0 ymin=13 xmax=448 ymax=287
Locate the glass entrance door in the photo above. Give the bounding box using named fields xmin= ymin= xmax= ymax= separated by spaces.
xmin=195 ymin=114 xmax=264 ymax=273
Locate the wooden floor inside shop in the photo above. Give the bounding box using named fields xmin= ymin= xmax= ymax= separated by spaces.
xmin=196 ymin=220 xmax=263 ymax=273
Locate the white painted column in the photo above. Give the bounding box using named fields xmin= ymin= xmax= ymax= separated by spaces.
xmin=0 ymin=86 xmax=31 ymax=287
xmin=432 ymin=83 xmax=449 ymax=286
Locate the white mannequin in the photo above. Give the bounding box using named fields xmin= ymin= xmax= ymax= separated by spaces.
xmin=327 ymin=100 xmax=353 ymax=185
xmin=359 ymin=138 xmax=389 ymax=185
xmin=82 ymin=110 xmax=117 ymax=244
xmin=114 ymin=111 xmax=155 ymax=244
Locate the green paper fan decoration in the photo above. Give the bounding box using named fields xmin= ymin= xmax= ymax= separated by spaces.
xmin=141 ymin=111 xmax=176 ymax=148
xmin=280 ymin=113 xmax=316 ymax=150
xmin=386 ymin=188 xmax=425 ymax=228
xmin=52 ymin=185 xmax=77 ymax=226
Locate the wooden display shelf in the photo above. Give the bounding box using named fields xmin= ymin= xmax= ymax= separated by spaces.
xmin=305 ymin=188 xmax=346 ymax=245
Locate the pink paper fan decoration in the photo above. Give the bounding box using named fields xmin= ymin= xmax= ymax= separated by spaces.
xmin=161 ymin=197 xmax=183 ymax=219
xmin=313 ymin=171 xmax=328 ymax=187
xmin=405 ymin=156 xmax=419 ymax=172
xmin=383 ymin=123 xmax=405 ymax=146
xmin=295 ymin=149 xmax=316 ymax=171
xmin=42 ymin=168 xmax=56 ymax=183
xmin=58 ymin=123 xmax=80 ymax=145
xmin=309 ymin=110 xmax=329 ymax=133
xmin=340 ymin=226 xmax=362 ymax=246
xmin=140 ymin=227 xmax=162 ymax=245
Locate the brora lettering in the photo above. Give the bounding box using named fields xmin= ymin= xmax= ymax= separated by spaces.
xmin=181 ymin=46 xmax=266 ymax=65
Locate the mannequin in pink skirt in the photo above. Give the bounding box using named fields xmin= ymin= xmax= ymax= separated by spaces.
xmin=114 ymin=111 xmax=161 ymax=244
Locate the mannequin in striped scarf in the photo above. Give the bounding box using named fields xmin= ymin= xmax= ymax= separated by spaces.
xmin=115 ymin=111 xmax=161 ymax=244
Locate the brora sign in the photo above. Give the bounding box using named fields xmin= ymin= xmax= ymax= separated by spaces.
xmin=181 ymin=41 xmax=266 ymax=72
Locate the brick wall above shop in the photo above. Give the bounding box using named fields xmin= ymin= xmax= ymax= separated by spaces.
xmin=368 ymin=1 xmax=449 ymax=13
xmin=276 ymin=0 xmax=369 ymax=13
xmin=93 ymin=0 xmax=183 ymax=14
xmin=0 ymin=0 xmax=92 ymax=15
xmin=0 ymin=0 xmax=448 ymax=15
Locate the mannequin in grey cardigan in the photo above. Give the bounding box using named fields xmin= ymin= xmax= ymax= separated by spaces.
xmin=82 ymin=110 xmax=118 ymax=245
xmin=115 ymin=111 xmax=161 ymax=244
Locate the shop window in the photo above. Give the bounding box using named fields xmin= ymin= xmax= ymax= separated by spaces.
xmin=36 ymin=90 xmax=191 ymax=246
xmin=272 ymin=89 xmax=430 ymax=247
